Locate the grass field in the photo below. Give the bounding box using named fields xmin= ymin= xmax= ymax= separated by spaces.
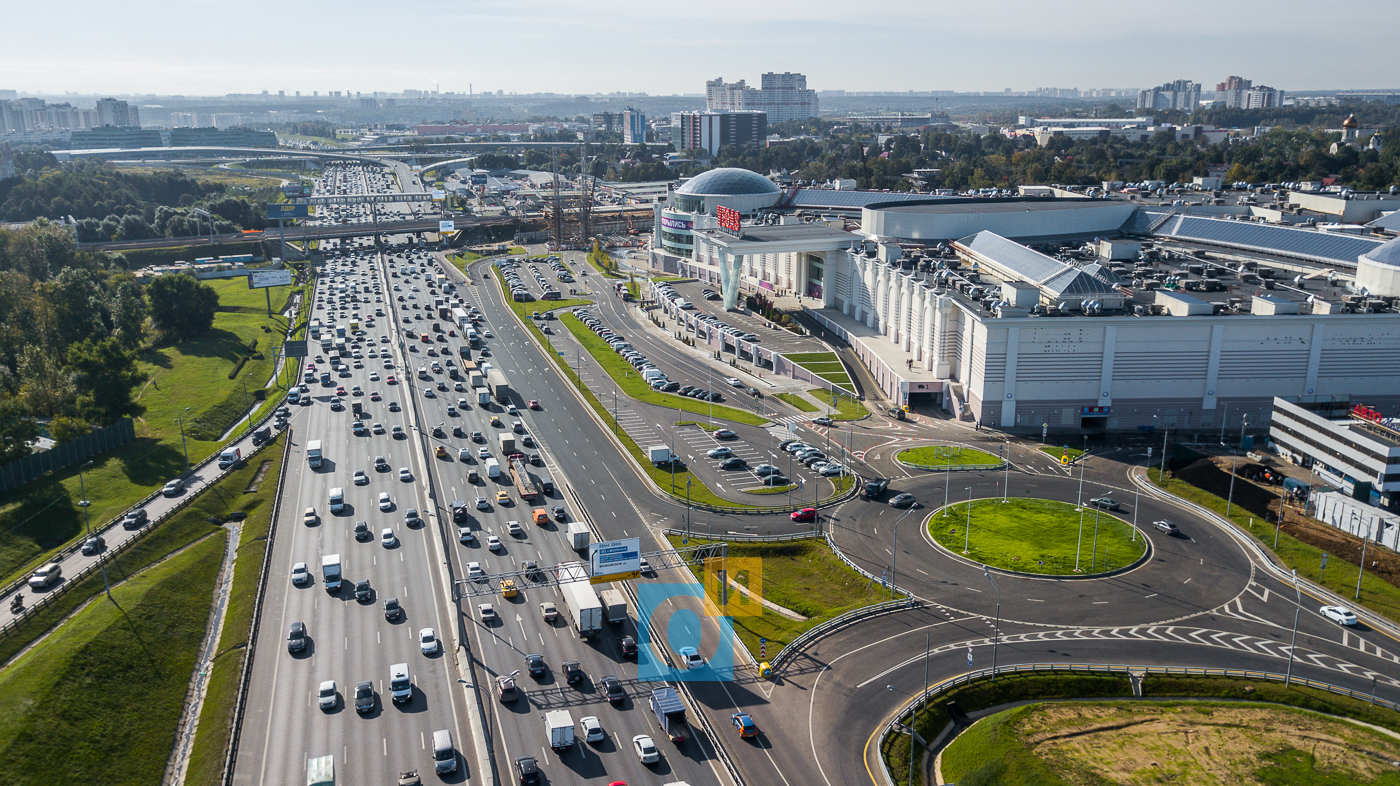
xmin=809 ymin=388 xmax=865 ymax=419
xmin=772 ymin=393 xmax=818 ymax=412
xmin=0 ymin=278 xmax=295 ymax=588
xmin=0 ymin=530 xmax=227 ymax=785
xmin=929 ymin=498 xmax=1146 ymax=575
xmin=663 ymin=535 xmax=880 ymax=658
xmin=1148 ymin=467 xmax=1400 ymax=624
xmin=941 ymin=701 xmax=1400 ymax=786
xmin=899 ymin=445 xmax=1000 ymax=468
xmin=1040 ymin=445 xmax=1085 ymax=461
xmin=557 ymin=312 xmax=768 ymax=426
xmin=784 ymin=352 xmax=839 ymax=364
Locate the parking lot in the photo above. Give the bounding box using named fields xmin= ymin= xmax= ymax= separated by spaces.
xmin=652 ymin=280 xmax=833 ymax=360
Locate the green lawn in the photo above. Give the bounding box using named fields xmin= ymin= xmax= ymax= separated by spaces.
xmin=557 ymin=312 xmax=768 ymax=426
xmin=797 ymin=362 xmax=846 ymax=373
xmin=0 ymin=278 xmax=296 ymax=587
xmin=743 ymin=483 xmax=798 ymax=495
xmin=772 ymin=393 xmax=818 ymax=412
xmin=899 ymin=445 xmax=1000 ymax=468
xmin=1148 ymin=468 xmax=1400 ymax=624
xmin=663 ymin=535 xmax=880 ymax=658
xmin=809 ymin=388 xmax=864 ymax=419
xmin=1040 ymin=445 xmax=1085 ymax=461
xmin=930 ymin=498 xmax=1146 ymax=575
xmin=0 ymin=530 xmax=227 ymax=785
xmin=784 ymin=352 xmax=839 ymax=364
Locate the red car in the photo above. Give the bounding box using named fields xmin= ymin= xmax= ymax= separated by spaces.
xmin=386 ymin=375 xmax=397 ymax=385
xmin=528 ymin=400 xmax=541 ymax=410
xmin=335 ymin=386 xmax=347 ymax=396
xmin=369 ymin=391 xmax=382 ymax=401
xmin=790 ymin=507 xmax=816 ymax=522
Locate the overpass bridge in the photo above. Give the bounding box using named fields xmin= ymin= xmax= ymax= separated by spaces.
xmin=81 ymin=215 xmax=516 ymax=252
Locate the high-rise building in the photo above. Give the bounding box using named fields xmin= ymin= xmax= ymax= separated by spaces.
xmin=706 ymin=73 xmax=817 ymax=123
xmin=94 ymin=97 xmax=140 ymax=127
xmin=622 ymin=109 xmax=646 ymax=145
xmin=592 ymin=112 xmax=621 ymax=134
xmin=1136 ymin=80 xmax=1201 ymax=113
xmin=0 ymin=142 xmax=14 ymax=179
xmin=1215 ymin=77 xmax=1284 ymax=109
xmin=671 ymin=111 xmax=767 ymax=156
xmin=170 ymin=112 xmax=198 ymax=127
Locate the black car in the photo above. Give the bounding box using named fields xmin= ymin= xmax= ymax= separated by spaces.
xmin=287 ymin=621 xmax=307 ymax=652
xmin=719 ymin=457 xmax=748 ymax=470
xmin=619 ymin=635 xmax=638 ymax=658
xmin=451 ymin=501 xmax=469 ymax=523
xmin=889 ymin=493 xmax=917 ymax=509
xmin=515 ymin=755 xmax=540 ymax=785
xmin=354 ymin=680 xmax=376 ymax=713
xmin=525 ymin=653 xmax=547 ymax=677
xmin=355 ymin=580 xmax=373 ymax=602
xmin=553 ymin=506 xmax=567 ymax=521
xmin=80 ymin=536 xmax=105 ymax=555
xmin=405 ymin=508 xmax=422 ymax=526
xmin=562 ymin=660 xmax=583 ymax=685
xmin=384 ymin=597 xmax=402 ymax=621
xmin=354 ymin=520 xmax=370 ymax=541
xmin=601 ymin=674 xmax=625 ymax=704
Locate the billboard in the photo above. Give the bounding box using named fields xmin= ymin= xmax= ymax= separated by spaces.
xmin=438 ymin=220 xmax=455 ymax=233
xmin=266 ymin=203 xmax=309 ymax=219
xmin=432 ymin=190 xmax=446 ymax=201
xmin=589 ymin=537 xmax=641 ymax=583
xmin=248 ymin=269 xmax=293 ymax=288
xmin=715 ymin=205 xmax=741 ymax=234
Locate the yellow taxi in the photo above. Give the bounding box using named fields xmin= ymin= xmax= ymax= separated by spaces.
xmin=495 ymin=490 xmax=511 ymax=505
xmin=435 ymin=445 xmax=448 ymax=459
xmin=490 ymin=415 xmax=503 ymax=427
xmin=499 ymin=578 xmax=518 ymax=598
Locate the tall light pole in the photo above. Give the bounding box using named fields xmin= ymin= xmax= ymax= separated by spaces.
xmin=1002 ymin=439 xmax=1010 ymax=503
xmin=1076 ymin=435 xmax=1087 ymax=508
xmin=1225 ymin=456 xmax=1238 ymax=518
xmin=176 ymin=408 xmax=191 ymax=470
xmin=1285 ymin=568 xmax=1301 ymax=687
xmin=1159 ymin=425 xmax=1169 ymax=480
xmin=1357 ymin=517 xmax=1373 ymax=600
xmin=984 ymin=565 xmax=1001 ymax=674
xmin=962 ymin=487 xmax=973 ymax=554
xmin=1090 ymin=505 xmax=1103 ymax=571
xmin=943 ymin=458 xmax=951 ymax=517
xmin=891 ymin=506 xmax=918 ymax=601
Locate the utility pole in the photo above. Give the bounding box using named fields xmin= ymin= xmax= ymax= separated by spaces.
xmin=1225 ymin=456 xmax=1238 ymax=518
xmin=77 ymin=461 xmax=111 ymax=598
xmin=1357 ymin=517 xmax=1372 ymax=600
xmin=1285 ymin=569 xmax=1301 ymax=687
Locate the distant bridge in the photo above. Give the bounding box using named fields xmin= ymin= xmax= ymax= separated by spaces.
xmin=81 ymin=215 xmax=515 ymax=252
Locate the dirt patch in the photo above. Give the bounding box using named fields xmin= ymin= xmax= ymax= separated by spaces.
xmin=1016 ymin=703 xmax=1400 ymax=785
xmin=1175 ymin=457 xmax=1400 ymax=591
xmin=243 ymin=460 xmax=272 ymax=494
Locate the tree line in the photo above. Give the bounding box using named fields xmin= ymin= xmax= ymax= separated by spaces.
xmin=0 ymin=222 xmax=219 ymax=461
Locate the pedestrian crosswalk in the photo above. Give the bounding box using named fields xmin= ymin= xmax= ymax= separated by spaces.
xmin=771 ymin=414 xmax=808 ymax=425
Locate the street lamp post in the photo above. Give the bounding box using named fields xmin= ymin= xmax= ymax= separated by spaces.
xmin=943 ymin=459 xmax=951 ymax=517
xmin=1090 ymin=505 xmax=1103 ymax=571
xmin=1225 ymin=456 xmax=1238 ymax=518
xmin=1002 ymin=439 xmax=1010 ymax=503
xmin=1076 ymin=435 xmax=1087 ymax=508
xmin=1285 ymin=569 xmax=1301 ymax=687
xmin=176 ymin=409 xmax=191 ymax=470
xmin=77 ymin=461 xmax=111 ymax=598
xmin=962 ymin=487 xmax=972 ymax=554
xmin=984 ymin=565 xmax=1002 ymax=674
xmin=1357 ymin=517 xmax=1373 ymax=601
xmin=891 ymin=505 xmax=918 ymax=600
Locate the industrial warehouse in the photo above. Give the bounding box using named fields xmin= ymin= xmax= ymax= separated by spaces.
xmin=649 ymin=168 xmax=1400 ymax=435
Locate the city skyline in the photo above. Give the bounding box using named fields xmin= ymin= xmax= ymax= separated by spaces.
xmin=5 ymin=0 xmax=1398 ymax=97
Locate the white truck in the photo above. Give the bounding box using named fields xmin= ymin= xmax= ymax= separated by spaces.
xmin=307 ymin=440 xmax=324 ymax=469
xmin=485 ymin=457 xmax=501 ymax=479
xmin=498 ymin=434 xmax=517 ymax=454
xmin=321 ymin=554 xmax=342 ymax=592
xmin=599 ymin=589 xmax=628 ymax=625
xmin=544 ymin=709 xmax=575 ymax=752
xmin=475 ymin=387 xmax=490 ymax=406
xmin=566 ymin=521 xmax=590 ymax=551
xmin=217 ymin=446 xmax=242 ymax=469
xmin=558 ymin=561 xmax=603 ymax=638
xmin=647 ymin=445 xmax=675 ymax=466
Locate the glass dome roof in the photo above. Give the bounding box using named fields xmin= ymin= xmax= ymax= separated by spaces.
xmin=676 ymin=168 xmax=780 ymax=196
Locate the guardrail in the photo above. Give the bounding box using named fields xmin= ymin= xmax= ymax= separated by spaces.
xmin=685 ymin=474 xmax=862 ymax=516
xmin=897 ymin=459 xmax=1005 ymax=473
xmin=658 ymin=527 xmax=819 ymax=544
xmin=875 ymin=662 xmax=1400 ymax=786
xmin=220 ymin=426 xmax=295 ymax=786
xmin=771 ymin=599 xmax=917 ymax=671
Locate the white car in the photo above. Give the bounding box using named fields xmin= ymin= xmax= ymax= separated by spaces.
xmin=632 ymin=734 xmax=660 ymax=764
xmin=467 ymin=561 xmax=484 ymax=580
xmin=476 ymin=496 xmax=490 ymax=510
xmin=318 ymin=680 xmax=337 ymax=710
xmin=580 ymin=715 xmax=605 ymax=743
xmin=458 ymin=447 xmax=471 ymax=461
xmin=507 ymin=520 xmax=523 ymax=536
xmin=372 ymin=422 xmax=385 ymax=434
xmin=487 ymin=535 xmax=502 ymax=551
xmin=478 ymin=603 xmax=497 ymax=622
xmin=291 ymin=562 xmax=310 ymax=585
xmin=353 ymin=470 xmax=369 ymax=485
xmin=419 ymin=627 xmax=440 ymax=655
xmin=707 ymin=447 xmax=733 ymax=459
xmin=381 ymin=527 xmax=396 ymax=547
xmin=725 ymin=377 xmax=742 ymax=387
xmin=1320 ymin=605 xmax=1359 ymax=626
xmin=478 ymin=447 xmax=491 ymax=459
xmin=378 ymin=492 xmax=392 ymax=511
xmin=678 ymin=646 xmax=705 ymax=669
xmin=398 ymin=467 xmax=413 ymax=481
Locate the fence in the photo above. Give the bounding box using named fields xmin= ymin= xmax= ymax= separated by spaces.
xmin=0 ymin=418 xmax=136 ymax=493
xmin=876 ymin=662 xmax=1400 ymax=786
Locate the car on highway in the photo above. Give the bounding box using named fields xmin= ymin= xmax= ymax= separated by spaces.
xmin=378 ymin=492 xmax=392 ymax=511
xmin=678 ymin=646 xmax=705 ymax=669
xmin=633 ymin=734 xmax=660 ymax=764
xmin=318 ymin=680 xmax=337 ymax=710
xmin=162 ymin=478 xmax=185 ymax=497
xmin=791 ymin=507 xmax=817 ymax=522
xmin=381 ymin=527 xmax=397 ymax=547
xmin=528 ymin=400 xmax=540 ymax=410
xmin=496 ymin=490 xmax=511 ymax=505
xmin=384 ymin=596 xmax=402 ymax=620
xmin=1154 ymin=520 xmax=1179 ymax=535
xmin=601 ymin=675 xmax=625 ymax=704
xmin=525 ymin=653 xmax=547 ymax=677
xmin=419 ymin=628 xmax=440 ymax=655
xmin=1089 ymin=497 xmax=1121 ymax=511
xmin=303 ymin=507 xmax=318 ymax=525
xmin=354 ymin=520 xmax=370 ymax=541
xmin=725 ymin=377 xmax=742 ymax=387
xmin=487 ymin=534 xmax=502 ymax=551
xmin=732 ymin=712 xmax=758 ymax=738
xmin=1320 ymin=605 xmax=1359 ymax=626
xmin=467 ymin=561 xmax=484 ymax=580
xmin=398 ymin=467 xmax=413 ymax=481
xmin=80 ymin=535 xmax=105 ymax=555
xmin=619 ymin=635 xmax=638 ymax=658
xmin=813 ymin=416 xmax=835 ymax=427
xmin=355 ymin=580 xmax=373 ymax=602
xmin=496 ymin=673 xmax=518 ymax=702
xmin=579 ymin=715 xmax=605 ymax=743
xmin=287 ymin=621 xmax=307 ymax=652
xmin=889 ymin=493 xmax=917 ymax=508
xmin=291 ymin=562 xmax=311 ymax=585
xmin=388 ymin=401 xmax=400 ymax=412
xmin=391 ymin=425 xmax=405 ymax=438
xmin=478 ymin=603 xmax=497 ymax=623
xmin=539 ymin=601 xmax=559 ymax=622
xmin=353 ymin=470 xmax=369 ymax=485
xmin=354 ymin=681 xmax=376 ymax=714
xmin=553 ymin=505 xmax=567 ymax=521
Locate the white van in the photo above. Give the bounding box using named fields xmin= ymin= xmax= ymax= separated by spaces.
xmin=485 ymin=458 xmax=501 ymax=479
xmin=390 ymin=663 xmax=412 ymax=704
xmin=432 ymin=729 xmax=457 ymax=774
xmin=329 ymin=487 xmax=345 ymax=513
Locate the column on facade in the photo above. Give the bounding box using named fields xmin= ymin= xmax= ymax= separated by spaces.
xmin=897 ymin=274 xmax=914 ymax=350
xmin=918 ymin=285 xmax=934 ymax=369
xmin=863 ymin=257 xmax=879 ymax=328
xmin=821 ymin=252 xmax=836 ymax=308
xmin=872 ymin=265 xmax=889 ymax=332
xmin=848 ymin=253 xmax=863 ymax=320
xmin=720 ymin=249 xmax=745 ymax=311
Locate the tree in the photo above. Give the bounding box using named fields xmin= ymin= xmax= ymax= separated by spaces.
xmin=17 ymin=346 xmax=74 ymax=418
xmin=146 ymin=273 xmax=217 ymax=340
xmin=107 ymin=274 xmax=147 ymax=349
xmin=65 ymin=337 xmax=146 ymax=425
xmin=49 ymin=415 xmax=91 ymax=442
xmin=0 ymin=395 xmax=39 ymax=463
xmin=36 ymin=267 xmax=110 ymax=353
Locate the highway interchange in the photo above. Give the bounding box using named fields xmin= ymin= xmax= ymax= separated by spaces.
xmin=231 ymin=162 xmax=1400 ymax=786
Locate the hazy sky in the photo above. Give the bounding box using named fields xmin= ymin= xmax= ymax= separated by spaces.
xmin=7 ymin=0 xmax=1399 ymax=96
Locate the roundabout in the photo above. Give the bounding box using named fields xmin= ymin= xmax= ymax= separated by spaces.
xmin=927 ymin=498 xmax=1148 ymax=577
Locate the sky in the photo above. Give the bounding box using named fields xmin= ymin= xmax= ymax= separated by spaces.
xmin=6 ymin=0 xmax=1399 ymax=97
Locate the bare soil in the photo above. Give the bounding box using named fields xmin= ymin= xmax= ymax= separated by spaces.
xmin=1175 ymin=456 xmax=1400 ymax=590
xmin=1017 ymin=703 xmax=1400 ymax=785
